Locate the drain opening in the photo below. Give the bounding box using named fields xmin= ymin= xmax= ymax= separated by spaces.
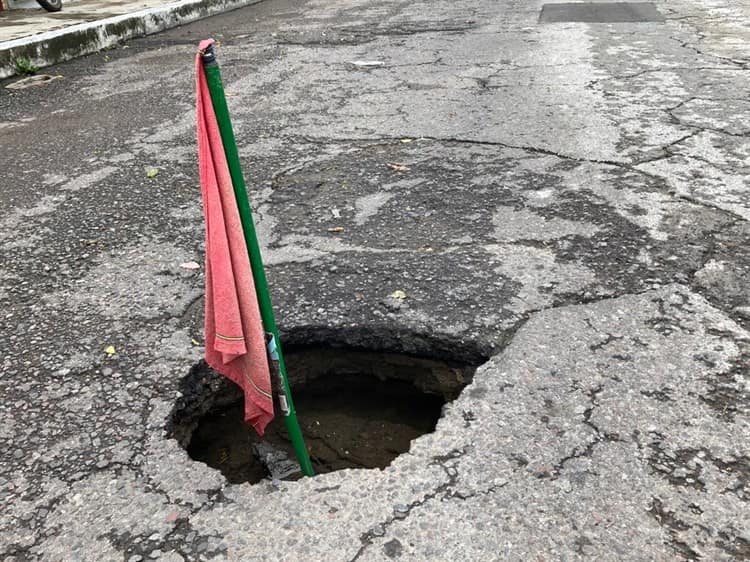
xmin=170 ymin=346 xmax=481 ymax=484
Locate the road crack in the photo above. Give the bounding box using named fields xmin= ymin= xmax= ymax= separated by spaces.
xmin=349 ymin=447 xmax=506 ymax=561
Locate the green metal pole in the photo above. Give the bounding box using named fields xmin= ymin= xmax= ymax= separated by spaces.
xmin=201 ymin=43 xmax=314 ymax=477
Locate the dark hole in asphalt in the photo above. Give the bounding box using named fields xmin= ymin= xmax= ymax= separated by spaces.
xmin=169 ymin=346 xmax=479 ymax=484
xmin=539 ymin=2 xmax=665 ymax=23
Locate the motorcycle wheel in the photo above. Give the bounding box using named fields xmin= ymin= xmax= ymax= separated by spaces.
xmin=37 ymin=0 xmax=62 ymax=11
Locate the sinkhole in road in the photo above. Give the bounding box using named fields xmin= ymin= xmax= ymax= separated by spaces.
xmin=170 ymin=345 xmax=481 ymax=484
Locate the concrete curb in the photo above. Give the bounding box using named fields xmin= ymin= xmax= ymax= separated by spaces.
xmin=0 ymin=0 xmax=262 ymax=78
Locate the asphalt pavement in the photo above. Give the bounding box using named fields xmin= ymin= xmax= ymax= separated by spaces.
xmin=1 ymin=0 xmax=749 ymax=560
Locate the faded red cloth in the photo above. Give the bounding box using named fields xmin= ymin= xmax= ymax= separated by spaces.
xmin=196 ymin=41 xmax=274 ymax=435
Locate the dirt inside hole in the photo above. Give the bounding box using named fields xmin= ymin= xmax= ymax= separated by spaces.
xmin=171 ymin=347 xmax=478 ymax=484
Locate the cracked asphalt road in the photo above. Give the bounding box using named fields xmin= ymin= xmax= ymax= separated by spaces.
xmin=1 ymin=0 xmax=749 ymax=559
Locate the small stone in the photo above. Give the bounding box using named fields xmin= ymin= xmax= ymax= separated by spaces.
xmin=128 ymin=556 xmax=143 ymax=562
xmin=149 ymin=549 xmax=161 ymax=559
xmin=382 ymin=297 xmax=403 ymax=312
xmin=393 ymin=504 xmax=409 ymax=519
xmin=371 ymin=525 xmax=385 ymax=537
xmin=383 ymin=538 xmax=403 ymax=558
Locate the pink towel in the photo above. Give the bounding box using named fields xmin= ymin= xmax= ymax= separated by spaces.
xmin=196 ymin=41 xmax=274 ymax=435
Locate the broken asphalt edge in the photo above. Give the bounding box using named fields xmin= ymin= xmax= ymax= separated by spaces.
xmin=0 ymin=0 xmax=263 ymax=79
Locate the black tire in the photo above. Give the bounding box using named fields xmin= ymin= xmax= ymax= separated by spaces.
xmin=37 ymin=0 xmax=62 ymax=11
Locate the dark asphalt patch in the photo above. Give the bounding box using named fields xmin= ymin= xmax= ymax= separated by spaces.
xmin=539 ymin=2 xmax=665 ymax=23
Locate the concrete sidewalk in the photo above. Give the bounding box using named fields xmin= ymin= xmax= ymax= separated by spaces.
xmin=0 ymin=0 xmax=260 ymax=78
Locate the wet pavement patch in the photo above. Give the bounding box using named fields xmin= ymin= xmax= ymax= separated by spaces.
xmin=170 ymin=346 xmax=480 ymax=483
xmin=539 ymin=2 xmax=664 ymax=23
